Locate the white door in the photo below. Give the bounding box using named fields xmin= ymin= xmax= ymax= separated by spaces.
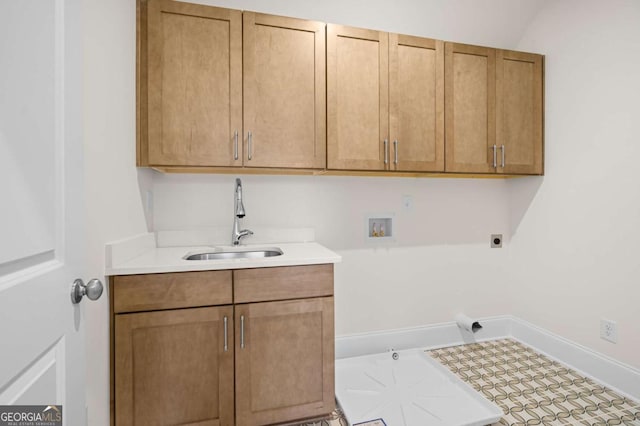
xmin=0 ymin=0 xmax=92 ymax=424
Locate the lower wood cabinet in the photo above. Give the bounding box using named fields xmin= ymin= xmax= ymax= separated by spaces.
xmin=115 ymin=306 xmax=235 ymax=426
xmin=110 ymin=264 xmax=335 ymax=426
xmin=235 ymin=298 xmax=335 ymax=426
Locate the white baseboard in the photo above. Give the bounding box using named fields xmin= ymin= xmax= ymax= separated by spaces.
xmin=509 ymin=317 xmax=640 ymax=401
xmin=335 ymin=315 xmax=640 ymax=401
xmin=335 ymin=315 xmax=512 ymax=359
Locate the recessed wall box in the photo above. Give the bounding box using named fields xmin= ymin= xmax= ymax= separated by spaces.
xmin=366 ymin=214 xmax=395 ymax=242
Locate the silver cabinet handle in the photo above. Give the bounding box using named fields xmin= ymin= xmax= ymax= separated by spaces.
xmin=383 ymin=139 xmax=388 ymax=164
xmin=500 ymin=144 xmax=505 ymax=168
xmin=492 ymin=145 xmax=497 ymax=168
xmin=240 ymin=315 xmax=245 ymax=349
xmin=233 ymin=130 xmax=238 ymax=161
xmin=247 ymin=132 xmax=252 ymax=161
xmin=393 ymin=139 xmax=398 ymax=165
xmin=223 ymin=316 xmax=228 ymax=351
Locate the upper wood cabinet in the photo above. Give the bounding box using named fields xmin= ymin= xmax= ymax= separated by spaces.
xmin=445 ymin=42 xmax=496 ymax=174
xmin=140 ymin=0 xmax=242 ymax=167
xmin=445 ymin=42 xmax=543 ymax=175
xmin=137 ymin=1 xmax=544 ymax=176
xmin=139 ymin=1 xmax=325 ymax=169
xmin=327 ymin=25 xmax=388 ymax=171
xmin=389 ymin=35 xmax=445 ymax=172
xmin=327 ymin=26 xmax=445 ymax=172
xmin=496 ymin=50 xmax=544 ymax=175
xmin=243 ymin=12 xmax=326 ymax=169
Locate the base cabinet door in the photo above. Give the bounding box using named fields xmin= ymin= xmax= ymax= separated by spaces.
xmin=115 ymin=306 xmax=235 ymax=426
xmin=235 ymin=297 xmax=335 ymax=426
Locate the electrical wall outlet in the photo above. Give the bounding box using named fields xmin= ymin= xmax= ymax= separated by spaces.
xmin=402 ymin=195 xmax=413 ymax=211
xmin=600 ymin=318 xmax=618 ymax=343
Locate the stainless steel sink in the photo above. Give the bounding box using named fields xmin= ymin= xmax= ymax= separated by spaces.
xmin=184 ymin=248 xmax=283 ymax=261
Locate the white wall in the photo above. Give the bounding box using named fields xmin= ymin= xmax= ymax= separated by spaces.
xmin=83 ymin=0 xmax=152 ymax=424
xmin=507 ymin=0 xmax=640 ymax=369
xmin=187 ymin=0 xmax=550 ymax=47
xmin=153 ymin=174 xmax=510 ymax=334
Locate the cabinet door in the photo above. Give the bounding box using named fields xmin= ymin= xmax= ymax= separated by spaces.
xmin=243 ymin=12 xmax=326 ymax=169
xmin=496 ymin=50 xmax=544 ymax=175
xmin=327 ymin=25 xmax=389 ymax=170
xmin=389 ymin=34 xmax=444 ymax=172
xmin=115 ymin=306 xmax=234 ymax=426
xmin=144 ymin=0 xmax=242 ymax=167
xmin=235 ymin=297 xmax=335 ymax=426
xmin=445 ymin=42 xmax=496 ymax=173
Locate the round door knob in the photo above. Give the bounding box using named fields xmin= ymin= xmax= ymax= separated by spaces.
xmin=71 ymin=278 xmax=104 ymax=304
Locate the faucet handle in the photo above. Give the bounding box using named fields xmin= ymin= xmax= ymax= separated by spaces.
xmin=233 ymin=229 xmax=253 ymax=246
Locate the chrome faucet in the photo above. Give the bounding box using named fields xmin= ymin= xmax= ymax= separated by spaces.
xmin=232 ymin=178 xmax=253 ymax=245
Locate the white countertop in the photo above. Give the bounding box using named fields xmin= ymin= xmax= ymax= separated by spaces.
xmin=106 ymin=241 xmax=341 ymax=276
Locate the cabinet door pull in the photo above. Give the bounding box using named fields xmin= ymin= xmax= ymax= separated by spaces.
xmin=233 ymin=130 xmax=239 ymax=161
xmin=247 ymin=132 xmax=253 ymax=161
xmin=223 ymin=316 xmax=228 ymax=352
xmin=393 ymin=139 xmax=398 ymax=165
xmin=492 ymin=145 xmax=497 ymax=168
xmin=240 ymin=315 xmax=245 ymax=349
xmin=500 ymin=144 xmax=505 ymax=168
xmin=383 ymin=139 xmax=388 ymax=164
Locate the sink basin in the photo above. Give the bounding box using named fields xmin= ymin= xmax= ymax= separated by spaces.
xmin=184 ymin=248 xmax=283 ymax=261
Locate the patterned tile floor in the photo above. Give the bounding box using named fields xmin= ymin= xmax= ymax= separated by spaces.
xmin=428 ymin=339 xmax=640 ymax=426
xmin=303 ymin=339 xmax=640 ymax=426
xmin=291 ymin=409 xmax=347 ymax=426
